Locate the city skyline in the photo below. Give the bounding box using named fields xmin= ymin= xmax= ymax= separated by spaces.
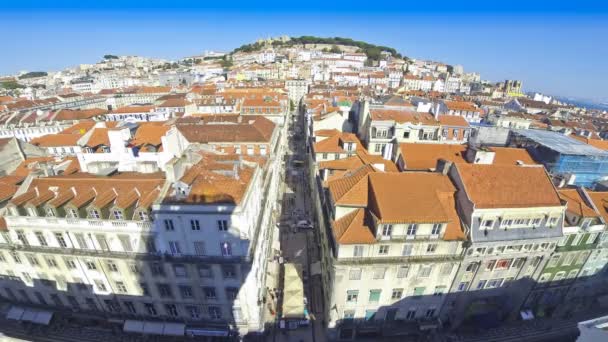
xmin=1 ymin=2 xmax=608 ymax=101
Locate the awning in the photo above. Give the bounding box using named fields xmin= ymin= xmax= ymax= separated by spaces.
xmin=142 ymin=322 xmax=164 ymax=335
xmin=123 ymin=321 xmax=185 ymax=336
xmin=6 ymin=307 xmax=24 ymax=320
xmin=162 ymin=323 xmax=185 ymax=336
xmin=186 ymin=328 xmax=229 ymax=337
xmin=123 ymin=320 xmax=145 ymax=333
xmin=31 ymin=311 xmax=53 ymax=325
xmin=283 ymin=263 xmax=305 ymax=319
xmin=6 ymin=307 xmax=53 ymax=325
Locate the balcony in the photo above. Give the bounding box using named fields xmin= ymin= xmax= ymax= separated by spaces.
xmin=7 ymin=216 xmax=152 ymax=232
xmin=336 ymin=253 xmax=463 ymax=265
xmin=0 ymin=242 xmax=247 ymax=264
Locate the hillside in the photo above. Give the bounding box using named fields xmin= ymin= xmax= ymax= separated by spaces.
xmin=232 ymin=36 xmax=406 ymax=62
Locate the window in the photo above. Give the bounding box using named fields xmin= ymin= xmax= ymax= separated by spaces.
xmin=343 ymin=310 xmax=355 ymax=320
xmin=10 ymin=252 xmax=21 ymax=263
xmin=46 ymin=207 xmax=55 ymax=217
xmin=486 ymin=260 xmax=496 ymax=271
xmin=567 ymin=269 xmax=579 ymax=279
xmin=194 ymin=241 xmax=206 ymax=255
xmin=457 ymin=282 xmax=469 ymax=291
xmin=418 ymin=265 xmax=433 ymax=278
xmin=173 ymin=264 xmax=187 ymax=277
xmin=157 ymin=283 xmax=173 ymax=298
xmin=431 ymin=223 xmax=442 ymax=236
xmin=150 ymin=263 xmax=165 ymax=276
xmin=138 ymin=211 xmax=149 ymax=221
xmin=26 ymin=254 xmax=40 ymax=266
xmin=27 ymin=207 xmax=37 ymax=217
xmin=547 ymin=254 xmax=561 ymax=268
xmin=346 ymin=290 xmax=359 ymax=303
xmin=406 ymin=224 xmax=417 ymax=236
xmin=553 ymin=271 xmax=566 ymax=282
xmin=486 ymin=279 xmax=503 ymax=288
xmin=139 ymin=283 xmax=150 ymax=296
xmin=190 ymin=220 xmax=201 ymax=231
xmin=112 ymin=210 xmax=123 ymax=220
xmin=204 ymin=287 xmax=217 ymax=300
xmin=164 ymin=219 xmax=174 ymax=231
xmin=94 ymin=280 xmax=107 ymax=292
xmin=198 ymin=265 xmax=212 ymax=278
xmin=465 ymin=263 xmax=478 ymax=272
xmin=222 ymin=265 xmax=236 ymax=279
xmin=217 ymin=220 xmax=229 ymax=231
xmin=426 ymin=244 xmax=437 ymax=253
xmin=562 ymin=253 xmax=576 ymax=266
xmin=74 ymin=233 xmax=87 ymax=249
xmin=165 ymin=304 xmax=178 ymax=317
xmin=89 ymin=209 xmax=100 ymax=219
xmin=495 ymin=259 xmax=512 ymax=270
xmin=413 ymin=287 xmax=425 ymax=297
xmin=549 ymin=216 xmax=559 ymax=227
xmin=482 ymin=219 xmax=494 ymax=229
xmin=118 ymin=235 xmax=133 ymax=252
xmin=16 ymin=230 xmax=29 ymax=245
xmin=406 ymin=308 xmax=417 ymax=320
xmin=476 ymin=280 xmax=487 ymax=290
xmin=220 ymin=242 xmax=232 ymax=256
xmin=586 ymin=233 xmax=598 ymax=244
xmin=129 ymin=263 xmax=141 ymax=274
xmin=115 ymin=281 xmax=128 ymax=293
xmin=225 ymin=287 xmax=239 ymax=300
xmin=397 ymin=266 xmax=409 ymax=278
xmin=322 ymin=153 xmax=328 ymax=159
xmin=123 ymin=301 xmax=137 ymax=314
xmin=180 ymin=285 xmax=194 ymax=298
xmin=511 ymin=258 xmax=525 ymax=269
xmin=45 ymin=256 xmax=58 ymax=268
xmin=106 ymin=261 xmax=119 ymax=272
xmin=426 ymin=308 xmax=437 ymax=318
xmin=22 ymin=272 xmax=32 ymax=283
xmin=186 ymin=305 xmax=201 ymax=319
xmin=381 ymin=224 xmax=392 ymax=237
xmin=169 ymin=241 xmax=181 ymax=255
xmin=391 ymin=288 xmax=403 ymax=300
xmin=35 ymin=232 xmax=48 ymax=246
xmin=440 ymin=263 xmax=453 ymax=275
xmin=373 ymin=268 xmax=386 ymax=279
xmin=368 ymin=289 xmax=381 ymax=303
xmin=145 ymin=303 xmax=157 ymax=315
xmin=208 ymin=306 xmax=221 ymax=319
xmin=96 ymin=235 xmax=109 ymax=251
xmin=378 ymin=245 xmax=390 ymax=255
xmin=353 ymin=245 xmax=364 ymax=257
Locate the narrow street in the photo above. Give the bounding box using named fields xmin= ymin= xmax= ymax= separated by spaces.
xmin=268 ymin=107 xmax=324 ymax=342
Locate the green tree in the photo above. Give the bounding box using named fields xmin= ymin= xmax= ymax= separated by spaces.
xmin=329 ymin=45 xmax=342 ymax=54
xmin=290 ymin=100 xmax=296 ymax=112
xmin=103 ymin=54 xmax=119 ymax=60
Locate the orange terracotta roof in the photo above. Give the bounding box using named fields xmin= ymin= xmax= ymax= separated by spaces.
xmin=488 ymin=147 xmax=538 ymax=165
xmin=328 ymin=165 xmax=377 ymax=206
xmin=438 ymin=115 xmax=470 ymax=127
xmin=399 ymin=143 xmax=467 ymax=170
xmin=332 ymin=208 xmax=376 ymax=244
xmin=111 ymin=105 xmax=155 ymax=114
xmin=455 ymin=163 xmax=562 ymax=209
xmin=319 ymin=150 xmax=398 ymax=173
xmin=54 ymin=108 xmax=107 ymax=121
xmin=586 ymin=191 xmax=608 ymax=224
xmin=313 ymin=132 xmax=363 ymax=154
xmin=314 ymin=129 xmax=341 ymax=137
xmin=0 ymin=177 xmax=21 ymax=202
xmin=159 ymin=98 xmax=191 ymax=107
xmin=60 ymin=121 xmax=96 ymax=135
xmin=84 ymin=128 xmax=110 ymax=147
xmin=176 ymin=116 xmax=275 ymax=143
xmin=370 ymin=109 xmax=439 ymax=125
xmin=30 ymin=134 xmax=81 ymax=147
xmin=131 ymin=122 xmax=170 ymax=147
xmin=444 ymin=100 xmax=481 ymax=112
xmin=559 ymin=189 xmax=599 ymax=218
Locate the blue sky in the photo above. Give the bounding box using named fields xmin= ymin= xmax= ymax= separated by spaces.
xmin=1 ymin=1 xmax=607 ymax=101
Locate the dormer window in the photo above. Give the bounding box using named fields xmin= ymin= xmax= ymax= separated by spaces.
xmin=89 ymin=209 xmax=100 ymax=219
xmin=67 ymin=208 xmax=79 ymax=218
xmin=431 ymin=223 xmax=442 ymax=236
xmin=138 ymin=211 xmax=149 ymax=221
xmin=112 ymin=210 xmax=123 ymax=220
xmin=27 ymin=207 xmax=37 ymax=217
xmin=46 ymin=208 xmax=55 ymax=217
xmin=10 ymin=207 xmax=19 ymax=216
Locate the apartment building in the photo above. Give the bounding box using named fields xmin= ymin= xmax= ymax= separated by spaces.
xmin=358 ymin=108 xmax=440 ymax=156
xmin=433 ymin=100 xmax=483 ymax=123
xmin=443 ymin=163 xmax=566 ymax=328
xmin=524 ymin=188 xmax=605 ymax=317
xmin=325 ymin=168 xmax=466 ymax=340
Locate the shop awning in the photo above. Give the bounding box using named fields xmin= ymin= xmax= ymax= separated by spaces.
xmin=186 ymin=328 xmax=230 ymax=337
xmin=162 ymin=323 xmax=185 ymax=336
xmin=6 ymin=307 xmax=53 ymax=325
xmin=6 ymin=307 xmax=24 ymax=320
xmin=123 ymin=321 xmax=185 ymax=336
xmin=283 ymin=263 xmax=305 ymax=319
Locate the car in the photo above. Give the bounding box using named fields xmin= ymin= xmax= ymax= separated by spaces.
xmin=295 ymin=220 xmax=313 ymax=229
